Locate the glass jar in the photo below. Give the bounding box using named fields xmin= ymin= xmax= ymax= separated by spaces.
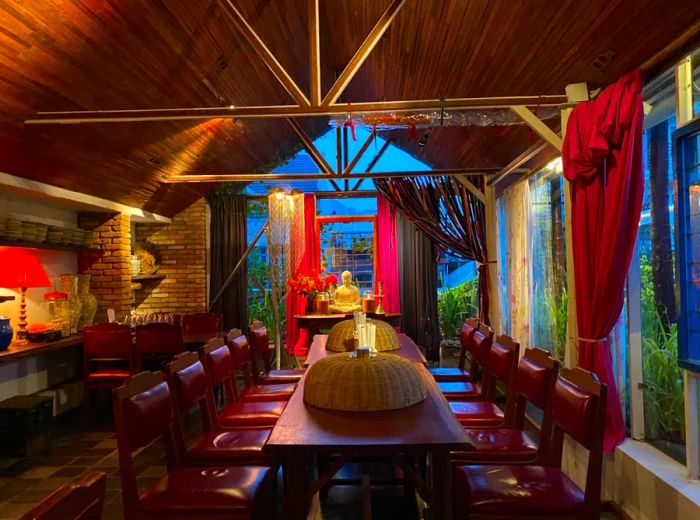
xmin=361 ymin=291 xmax=376 ymax=313
xmin=43 ymin=291 xmax=71 ymax=337
xmin=315 ymin=292 xmax=330 ymax=315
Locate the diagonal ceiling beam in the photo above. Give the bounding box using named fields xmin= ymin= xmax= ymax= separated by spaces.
xmin=510 ymin=105 xmax=563 ymax=150
xmin=321 ymin=0 xmax=406 ymax=106
xmin=351 ymin=137 xmax=391 ymax=191
xmin=309 ymin=0 xmax=322 ymax=106
xmin=285 ymin=117 xmax=341 ymax=190
xmin=342 ymin=129 xmax=376 ymax=175
xmin=220 ymin=0 xmax=310 ymax=106
xmin=456 ymin=176 xmax=486 ymax=203
xmin=487 ymin=140 xmax=550 ymax=187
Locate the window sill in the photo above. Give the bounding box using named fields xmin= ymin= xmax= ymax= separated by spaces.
xmin=616 ymin=439 xmax=700 ymax=505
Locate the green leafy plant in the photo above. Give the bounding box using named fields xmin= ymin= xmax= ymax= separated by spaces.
xmin=438 ymin=277 xmax=479 ymax=339
xmin=545 ymin=286 xmax=568 ymax=363
xmin=246 ymin=247 xmax=285 ymax=343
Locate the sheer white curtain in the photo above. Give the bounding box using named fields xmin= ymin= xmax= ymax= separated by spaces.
xmin=501 ymin=181 xmax=532 ymax=351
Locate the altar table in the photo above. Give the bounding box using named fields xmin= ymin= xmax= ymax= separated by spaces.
xmin=266 ymin=341 xmax=468 ymax=519
xmin=294 ymin=312 xmax=402 ymax=331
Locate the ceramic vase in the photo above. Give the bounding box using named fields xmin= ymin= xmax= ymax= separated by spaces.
xmin=60 ymin=274 xmax=82 ymax=335
xmin=0 ymin=316 xmax=12 ymax=351
xmin=78 ymin=274 xmax=97 ymax=328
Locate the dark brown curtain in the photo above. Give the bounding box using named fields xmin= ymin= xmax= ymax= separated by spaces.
xmin=397 ymin=211 xmax=440 ymax=360
xmin=208 ymin=193 xmax=248 ymax=331
xmin=375 ymin=176 xmax=490 ymax=325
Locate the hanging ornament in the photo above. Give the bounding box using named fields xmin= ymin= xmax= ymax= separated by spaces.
xmin=343 ymin=103 xmax=357 ymax=141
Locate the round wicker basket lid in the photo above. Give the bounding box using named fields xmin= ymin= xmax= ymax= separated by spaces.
xmin=326 ymin=319 xmax=400 ymax=353
xmin=303 ymin=353 xmax=427 ymax=411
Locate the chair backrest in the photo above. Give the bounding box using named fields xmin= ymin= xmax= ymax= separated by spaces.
xmin=457 ymin=317 xmax=479 ymax=372
xmin=182 ymin=312 xmax=223 ymax=335
xmin=549 ymin=367 xmax=607 ymax=518
xmin=134 ymin=322 xmax=184 ymax=355
xmin=112 ymin=372 xmax=178 ymax=517
xmin=226 ymin=329 xmax=254 ymax=390
xmin=466 ymin=324 xmax=493 ymax=382
xmin=479 ymin=334 xmax=519 ymax=405
xmin=200 ymin=337 xmax=237 ymax=405
xmin=20 ymin=471 xmax=107 ymax=520
xmin=165 ymin=352 xmax=217 ymax=457
xmin=249 ymin=323 xmax=272 ymax=377
xmin=82 ymin=323 xmax=133 ymax=360
xmin=509 ymin=347 xmax=559 ymax=458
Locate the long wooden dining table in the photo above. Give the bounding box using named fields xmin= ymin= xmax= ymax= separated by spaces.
xmin=303 ymin=332 xmax=428 ymax=367
xmin=266 ymin=334 xmax=470 ymax=519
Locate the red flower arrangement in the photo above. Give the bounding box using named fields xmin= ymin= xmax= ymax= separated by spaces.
xmin=287 ymin=269 xmax=338 ymax=296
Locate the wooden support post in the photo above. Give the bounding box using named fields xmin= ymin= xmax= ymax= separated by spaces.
xmin=485 ymin=183 xmax=500 ymax=328
xmin=455 ymin=176 xmax=486 ymax=203
xmin=562 ymin=105 xmax=577 ymax=368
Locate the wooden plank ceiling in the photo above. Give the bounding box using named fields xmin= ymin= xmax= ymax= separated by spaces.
xmin=0 ymin=0 xmax=698 ymax=216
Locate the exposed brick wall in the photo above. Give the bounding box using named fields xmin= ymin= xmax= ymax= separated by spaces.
xmin=133 ymin=199 xmax=207 ymax=315
xmin=77 ymin=212 xmax=132 ymax=321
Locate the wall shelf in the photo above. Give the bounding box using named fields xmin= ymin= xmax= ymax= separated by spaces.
xmin=131 ymin=274 xmax=164 ymax=282
xmin=0 ymin=238 xmax=102 ymax=255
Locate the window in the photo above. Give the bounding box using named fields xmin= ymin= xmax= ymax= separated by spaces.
xmin=317 ymin=216 xmax=377 ymax=295
xmin=528 ymin=161 xmax=567 ymax=361
xmin=437 ymin=251 xmax=478 ymax=339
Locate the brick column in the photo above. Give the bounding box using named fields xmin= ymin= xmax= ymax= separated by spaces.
xmin=78 ymin=212 xmax=132 ymax=321
xmin=133 ymin=199 xmax=207 ymax=315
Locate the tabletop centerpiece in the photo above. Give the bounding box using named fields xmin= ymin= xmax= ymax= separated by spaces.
xmin=287 ymin=269 xmax=337 ymax=315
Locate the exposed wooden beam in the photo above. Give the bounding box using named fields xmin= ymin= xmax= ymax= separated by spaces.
xmin=455 ymin=176 xmax=486 ymax=203
xmin=342 ymin=130 xmax=376 ymax=175
xmin=219 ymin=0 xmax=310 ymax=106
xmin=26 ymin=95 xmax=569 ymax=124
xmin=351 ymin=137 xmax=391 ymax=191
xmin=487 ymin=140 xmax=549 ymax=186
xmin=321 ymin=0 xmax=406 ymax=106
xmin=285 ymin=117 xmax=341 ymax=190
xmin=308 ymin=0 xmax=321 ymax=106
xmin=510 ymin=105 xmax=563 ymax=150
xmin=167 ymin=167 xmax=517 ymax=183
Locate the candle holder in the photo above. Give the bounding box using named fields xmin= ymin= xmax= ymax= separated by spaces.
xmin=375 ymin=282 xmax=385 ymax=315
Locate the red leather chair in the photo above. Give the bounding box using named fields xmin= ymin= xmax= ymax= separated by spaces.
xmin=134 ymin=322 xmax=185 ymax=371
xmin=165 ymin=351 xmax=276 ymax=467
xmin=112 ymin=371 xmax=275 ymax=519
xmin=437 ymin=325 xmax=494 ymax=400
xmin=448 ymin=334 xmax=520 ymax=425
xmin=248 ymin=322 xmax=304 ymax=384
xmin=82 ymin=323 xmax=136 ymax=407
xmin=226 ymin=329 xmax=296 ymax=402
xmin=200 ymin=338 xmax=286 ymax=428
xmin=182 ymin=312 xmax=222 ymax=340
xmin=20 ymin=471 xmax=106 ymax=520
xmin=429 ymin=317 xmax=479 ymax=382
xmin=452 ymin=347 xmax=558 ymax=463
xmin=452 ymin=367 xmax=607 ymax=519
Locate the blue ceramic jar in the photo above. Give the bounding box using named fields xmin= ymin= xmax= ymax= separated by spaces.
xmin=0 ymin=316 xmax=13 ymax=351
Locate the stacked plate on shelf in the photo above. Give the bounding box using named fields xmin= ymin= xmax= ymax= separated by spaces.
xmin=0 ymin=216 xmax=6 ymax=237
xmin=46 ymin=226 xmax=64 ymax=244
xmin=82 ymin=230 xmax=96 ymax=248
xmin=2 ymin=217 xmax=23 ymax=240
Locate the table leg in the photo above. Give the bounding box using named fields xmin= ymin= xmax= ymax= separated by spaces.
xmin=283 ymin=451 xmax=309 ymax=520
xmin=429 ymin=450 xmax=452 ymax=520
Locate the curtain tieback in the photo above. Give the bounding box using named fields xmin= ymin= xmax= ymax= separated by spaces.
xmin=571 ymin=336 xmax=608 ymax=343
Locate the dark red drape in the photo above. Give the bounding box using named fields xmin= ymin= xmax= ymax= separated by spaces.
xmin=562 ymin=68 xmax=644 ymax=453
xmin=285 ymin=194 xmax=319 ymax=356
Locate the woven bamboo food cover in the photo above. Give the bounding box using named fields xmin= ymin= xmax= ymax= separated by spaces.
xmin=303 ymin=353 xmax=427 ymax=411
xmin=326 ymin=319 xmax=400 ymax=352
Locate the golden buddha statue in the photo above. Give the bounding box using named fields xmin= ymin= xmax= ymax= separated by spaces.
xmin=329 ymin=270 xmax=362 ymax=314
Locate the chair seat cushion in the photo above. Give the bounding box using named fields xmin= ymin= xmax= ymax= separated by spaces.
xmin=260 ymin=369 xmax=304 ymax=384
xmin=449 ymin=401 xmax=504 ymax=427
xmin=140 ymin=465 xmax=273 ymax=513
xmin=429 ymin=367 xmax=471 ymax=382
xmin=452 ymin=429 xmax=538 ymax=463
xmin=86 ymin=369 xmax=131 ymax=381
xmin=453 ymin=465 xmax=584 ymax=517
xmin=438 ymin=381 xmax=481 ymax=400
xmin=218 ymin=400 xmax=285 ymax=428
xmin=187 ymin=428 xmax=273 ymax=464
xmin=240 ymin=383 xmax=296 ymax=402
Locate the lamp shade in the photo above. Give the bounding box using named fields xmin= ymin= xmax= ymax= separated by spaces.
xmin=0 ymin=250 xmax=51 ymax=288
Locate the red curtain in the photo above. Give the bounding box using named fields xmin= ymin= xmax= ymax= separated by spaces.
xmin=376 ymin=195 xmax=400 ymax=313
xmin=285 ymin=194 xmax=319 ymax=356
xmin=562 ymin=68 xmax=644 ymax=453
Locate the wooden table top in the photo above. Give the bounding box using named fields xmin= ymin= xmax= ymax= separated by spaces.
xmin=0 ymin=335 xmax=82 ymax=364
xmin=304 ymin=333 xmax=427 ymax=367
xmin=267 ymin=359 xmax=469 ymax=452
xmin=183 ymin=331 xmax=223 ymax=347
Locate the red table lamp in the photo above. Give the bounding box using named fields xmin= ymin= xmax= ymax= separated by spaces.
xmin=0 ymin=250 xmax=51 ymax=345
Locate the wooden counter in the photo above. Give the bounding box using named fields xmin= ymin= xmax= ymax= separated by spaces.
xmin=0 ymin=335 xmax=82 ymax=364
